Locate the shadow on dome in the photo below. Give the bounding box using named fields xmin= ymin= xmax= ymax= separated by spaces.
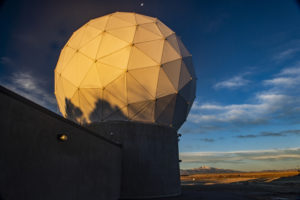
xmin=64 ymin=97 xmax=128 ymax=125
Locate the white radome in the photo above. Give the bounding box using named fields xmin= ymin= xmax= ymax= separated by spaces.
xmin=54 ymin=12 xmax=196 ymax=129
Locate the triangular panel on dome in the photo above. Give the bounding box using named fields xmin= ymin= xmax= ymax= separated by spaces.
xmin=128 ymin=46 xmax=158 ymax=70
xmin=62 ymin=78 xmax=78 ymax=99
xmin=67 ymin=26 xmax=87 ymax=50
xmin=128 ymin=66 xmax=160 ymax=98
xmin=78 ymin=88 xmax=103 ymax=122
xmin=55 ymin=46 xmax=76 ymax=74
xmin=172 ymin=95 xmax=188 ymax=130
xmin=187 ymin=96 xmax=196 ymax=116
xmin=154 ymin=94 xmax=176 ymax=120
xmin=156 ymin=20 xmax=174 ymax=37
xmin=70 ymin=90 xmax=80 ymax=108
xmin=79 ymin=34 xmax=103 ymax=60
xmin=96 ymin=62 xmax=125 ymax=86
xmin=56 ymin=95 xmax=65 ymax=116
xmin=106 ymin=15 xmax=134 ymax=30
xmin=105 ymin=73 xmax=127 ymax=104
xmin=79 ymin=25 xmax=103 ymax=49
xmin=61 ymin=52 xmax=94 ymax=86
xmin=67 ymin=90 xmax=83 ymax=123
xmin=80 ymin=63 xmax=102 ymax=88
xmin=140 ymin=23 xmax=162 ymax=36
xmin=156 ymin=68 xmax=177 ymax=98
xmin=162 ymin=59 xmax=182 ymax=90
xmin=126 ymin=73 xmax=153 ymax=103
xmin=182 ymin=56 xmax=196 ymax=78
xmin=132 ymin=100 xmax=155 ymax=122
xmin=177 ymin=37 xmax=191 ymax=57
xmin=112 ymin=12 xmax=136 ymax=25
xmin=102 ymin=89 xmax=126 ymax=119
xmin=105 ymin=106 xmax=128 ymax=121
xmin=135 ymin=39 xmax=164 ymax=63
xmin=155 ymin=94 xmax=176 ymax=126
xmin=135 ymin=13 xmax=156 ymax=24
xmin=107 ymin=26 xmax=136 ymax=43
xmin=96 ymin=33 xmax=129 ymax=58
xmin=128 ymin=100 xmax=150 ymax=119
xmin=179 ymin=79 xmax=196 ymax=115
xmin=133 ymin=26 xmax=163 ymax=43
xmin=88 ymin=16 xmax=110 ymax=31
xmin=166 ymin=34 xmax=181 ymax=56
xmin=78 ymin=89 xmax=96 ymax=123
xmin=99 ymin=46 xmax=131 ymax=69
xmin=178 ymin=61 xmax=192 ymax=90
xmin=161 ymin=40 xmax=181 ymax=64
xmin=178 ymin=79 xmax=196 ymax=102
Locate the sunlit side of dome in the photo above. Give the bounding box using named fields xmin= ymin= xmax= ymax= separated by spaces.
xmin=54 ymin=12 xmax=196 ymax=130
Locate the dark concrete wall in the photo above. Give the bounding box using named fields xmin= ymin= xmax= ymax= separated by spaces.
xmin=0 ymin=86 xmax=122 ymax=200
xmin=87 ymin=122 xmax=181 ymax=199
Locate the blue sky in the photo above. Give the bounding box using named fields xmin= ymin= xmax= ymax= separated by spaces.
xmin=1 ymin=0 xmax=300 ymax=171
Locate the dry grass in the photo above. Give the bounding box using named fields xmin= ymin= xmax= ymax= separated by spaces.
xmin=181 ymin=170 xmax=300 ymax=185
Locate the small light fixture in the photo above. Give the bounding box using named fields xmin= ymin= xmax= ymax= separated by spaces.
xmin=57 ymin=133 xmax=68 ymax=142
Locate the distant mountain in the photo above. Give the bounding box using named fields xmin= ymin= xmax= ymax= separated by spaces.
xmin=180 ymin=165 xmax=240 ymax=175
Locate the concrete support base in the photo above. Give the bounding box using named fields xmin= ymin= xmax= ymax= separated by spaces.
xmin=87 ymin=122 xmax=181 ymax=199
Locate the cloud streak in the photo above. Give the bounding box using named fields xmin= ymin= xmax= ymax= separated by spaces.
xmin=214 ymin=74 xmax=250 ymax=90
xmin=273 ymin=47 xmax=300 ymax=62
xmin=200 ymin=138 xmax=215 ymax=142
xmin=188 ymin=64 xmax=300 ymax=128
xmin=236 ymin=129 xmax=300 ymax=138
xmin=0 ymin=71 xmax=57 ymax=111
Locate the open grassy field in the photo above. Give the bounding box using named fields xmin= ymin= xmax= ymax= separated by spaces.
xmin=181 ymin=170 xmax=300 ymax=185
xmin=161 ymin=171 xmax=300 ymax=200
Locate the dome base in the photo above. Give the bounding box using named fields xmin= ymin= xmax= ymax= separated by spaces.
xmin=86 ymin=121 xmax=181 ymax=199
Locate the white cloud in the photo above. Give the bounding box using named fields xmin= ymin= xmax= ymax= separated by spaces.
xmin=214 ymin=75 xmax=250 ymax=89
xmin=273 ymin=48 xmax=300 ymax=62
xmin=280 ymin=64 xmax=300 ymax=75
xmin=189 ymin=65 xmax=300 ymax=126
xmin=264 ymin=77 xmax=297 ymax=87
xmin=189 ymin=93 xmax=293 ymax=124
xmin=264 ymin=63 xmax=300 ymax=88
xmin=1 ymin=71 xmax=56 ymax=110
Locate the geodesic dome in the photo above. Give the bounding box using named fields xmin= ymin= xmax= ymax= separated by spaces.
xmin=54 ymin=12 xmax=196 ymax=130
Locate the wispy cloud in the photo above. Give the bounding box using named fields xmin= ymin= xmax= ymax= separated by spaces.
xmin=214 ymin=74 xmax=250 ymax=90
xmin=189 ymin=64 xmax=300 ymax=127
xmin=236 ymin=129 xmax=300 ymax=138
xmin=189 ymin=93 xmax=296 ymax=124
xmin=0 ymin=71 xmax=57 ymax=111
xmin=264 ymin=62 xmax=300 ymax=88
xmin=273 ymin=48 xmax=300 ymax=62
xmin=200 ymin=138 xmax=215 ymax=142
xmin=0 ymin=57 xmax=16 ymax=67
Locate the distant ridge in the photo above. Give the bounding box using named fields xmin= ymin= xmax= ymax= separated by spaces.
xmin=180 ymin=165 xmax=240 ymax=175
xmin=180 ymin=165 xmax=299 ymax=175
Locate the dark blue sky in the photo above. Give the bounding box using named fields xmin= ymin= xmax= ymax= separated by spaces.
xmin=1 ymin=0 xmax=300 ymax=170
